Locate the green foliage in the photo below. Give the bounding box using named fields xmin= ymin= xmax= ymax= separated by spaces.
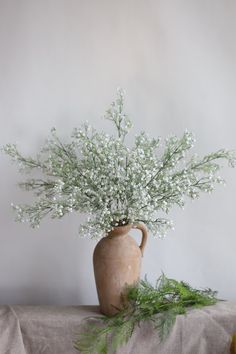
xmin=74 ymin=274 xmax=218 ymax=353
xmin=74 ymin=321 xmax=109 ymax=354
xmin=3 ymin=89 xmax=235 ymax=238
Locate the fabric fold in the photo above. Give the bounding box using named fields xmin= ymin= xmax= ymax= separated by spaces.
xmin=0 ymin=305 xmax=26 ymax=354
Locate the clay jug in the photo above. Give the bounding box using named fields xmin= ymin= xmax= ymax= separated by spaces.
xmin=93 ymin=223 xmax=148 ymax=316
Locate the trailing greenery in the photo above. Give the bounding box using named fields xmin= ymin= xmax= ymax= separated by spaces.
xmin=74 ymin=274 xmax=218 ymax=354
xmin=3 ymin=89 xmax=235 ymax=239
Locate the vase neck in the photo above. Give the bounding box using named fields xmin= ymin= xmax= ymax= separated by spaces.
xmin=107 ymin=224 xmax=132 ymax=238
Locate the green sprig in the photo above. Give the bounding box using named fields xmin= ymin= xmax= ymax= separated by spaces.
xmin=74 ymin=274 xmax=218 ymax=354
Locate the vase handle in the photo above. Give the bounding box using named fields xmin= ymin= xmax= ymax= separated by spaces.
xmin=132 ymin=224 xmax=148 ymax=257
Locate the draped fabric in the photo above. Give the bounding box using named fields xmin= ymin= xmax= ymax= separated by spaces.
xmin=0 ymin=302 xmax=236 ymax=353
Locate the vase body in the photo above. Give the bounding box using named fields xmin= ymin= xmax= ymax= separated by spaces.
xmin=93 ymin=224 xmax=147 ymax=316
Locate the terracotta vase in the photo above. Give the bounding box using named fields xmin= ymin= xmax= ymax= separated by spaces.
xmin=93 ymin=223 xmax=148 ymax=316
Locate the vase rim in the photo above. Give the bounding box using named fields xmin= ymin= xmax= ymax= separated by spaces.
xmin=107 ymin=224 xmax=132 ymax=237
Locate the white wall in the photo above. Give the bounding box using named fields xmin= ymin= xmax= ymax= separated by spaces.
xmin=0 ymin=0 xmax=236 ymax=305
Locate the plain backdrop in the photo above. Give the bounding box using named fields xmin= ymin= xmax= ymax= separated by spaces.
xmin=0 ymin=0 xmax=236 ymax=305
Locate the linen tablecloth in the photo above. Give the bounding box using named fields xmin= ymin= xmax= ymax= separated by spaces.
xmin=0 ymin=302 xmax=236 ymax=353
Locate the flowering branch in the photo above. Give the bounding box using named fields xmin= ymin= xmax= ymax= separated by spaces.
xmin=3 ymin=89 xmax=236 ymax=239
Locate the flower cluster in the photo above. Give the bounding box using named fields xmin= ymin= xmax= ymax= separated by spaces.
xmin=3 ymin=89 xmax=236 ymax=239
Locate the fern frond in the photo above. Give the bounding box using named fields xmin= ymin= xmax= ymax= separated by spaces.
xmin=74 ymin=274 xmax=218 ymax=353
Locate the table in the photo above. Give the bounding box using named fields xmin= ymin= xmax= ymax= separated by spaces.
xmin=1 ymin=302 xmax=236 ymax=353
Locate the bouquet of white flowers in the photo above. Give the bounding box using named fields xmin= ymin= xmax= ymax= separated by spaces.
xmin=3 ymin=89 xmax=235 ymax=239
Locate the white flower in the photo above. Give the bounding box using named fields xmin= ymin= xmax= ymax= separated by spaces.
xmin=3 ymin=90 xmax=235 ymax=239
